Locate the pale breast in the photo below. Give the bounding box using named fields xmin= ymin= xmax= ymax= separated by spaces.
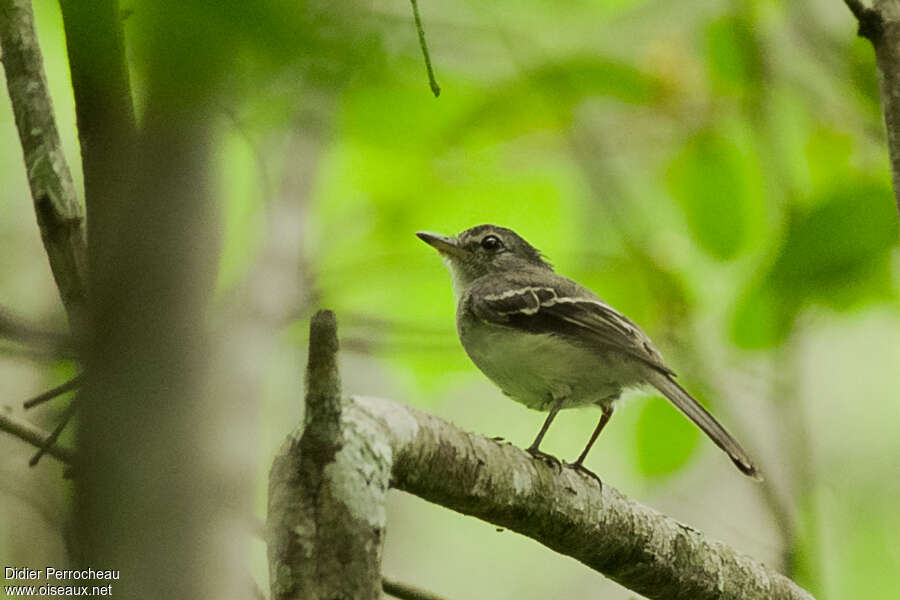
xmin=458 ymin=318 xmax=629 ymax=412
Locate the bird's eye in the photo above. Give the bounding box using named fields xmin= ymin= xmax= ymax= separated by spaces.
xmin=480 ymin=235 xmax=503 ymax=251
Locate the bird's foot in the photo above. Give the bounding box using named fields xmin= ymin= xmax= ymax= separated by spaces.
xmin=566 ymin=461 xmax=603 ymax=488
xmin=526 ymin=446 xmax=562 ymax=470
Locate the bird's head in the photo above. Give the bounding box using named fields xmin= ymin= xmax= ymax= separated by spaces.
xmin=417 ymin=224 xmax=551 ymax=295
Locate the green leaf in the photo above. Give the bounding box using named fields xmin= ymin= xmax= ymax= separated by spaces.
xmin=666 ymin=125 xmax=760 ymax=260
xmin=635 ymin=395 xmax=701 ymax=478
xmin=705 ymin=14 xmax=762 ymax=97
xmin=804 ymin=128 xmax=854 ymax=197
xmin=448 ymin=56 xmax=663 ymax=144
xmin=769 ymin=179 xmax=897 ymax=300
xmin=731 ymin=177 xmax=895 ymax=349
xmin=527 ymin=56 xmax=663 ymax=105
xmin=730 ymin=279 xmax=797 ymax=349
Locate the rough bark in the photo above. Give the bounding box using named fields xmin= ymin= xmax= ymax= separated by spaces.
xmin=845 ymin=0 xmax=900 ymax=222
xmin=384 ymin=397 xmax=811 ymax=600
xmin=268 ymin=313 xmax=815 ymax=600
xmin=0 ymin=0 xmax=88 ymax=333
xmin=267 ymin=311 xmax=387 ymax=600
xmin=873 ymin=1 xmax=900 ymax=222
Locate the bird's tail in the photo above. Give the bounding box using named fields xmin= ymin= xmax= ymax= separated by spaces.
xmin=645 ymin=370 xmax=761 ymax=481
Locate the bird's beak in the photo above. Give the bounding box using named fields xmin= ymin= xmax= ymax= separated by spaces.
xmin=416 ymin=231 xmax=468 ymax=259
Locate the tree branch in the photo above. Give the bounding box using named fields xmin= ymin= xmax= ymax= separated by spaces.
xmin=365 ymin=396 xmax=813 ymax=600
xmin=0 ymin=0 xmax=89 ymax=333
xmin=0 ymin=408 xmax=75 ymax=464
xmin=844 ymin=0 xmax=884 ymax=41
xmin=23 ymin=374 xmax=81 ymax=409
xmin=844 ymin=0 xmax=900 ymax=223
xmin=268 ymin=313 xmax=814 ymax=600
xmin=57 ymin=0 xmax=136 ymax=295
xmin=28 ymin=398 xmax=77 ymax=466
xmin=72 ymin=65 xmax=223 ymax=598
xmin=267 ymin=310 xmax=386 ymax=600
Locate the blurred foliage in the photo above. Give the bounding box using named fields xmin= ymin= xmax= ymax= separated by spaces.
xmin=635 ymin=395 xmax=701 ymax=477
xmin=2 ymin=0 xmax=900 ymax=598
xmin=731 ymin=169 xmax=896 ymax=348
xmin=705 ymin=13 xmax=763 ymax=98
xmin=666 ymin=122 xmax=763 ymax=260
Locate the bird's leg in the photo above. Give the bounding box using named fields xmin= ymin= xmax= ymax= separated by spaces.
xmin=567 ymin=405 xmax=614 ymax=485
xmin=571 ymin=405 xmax=614 ymax=466
xmin=526 ymin=398 xmax=563 ymax=468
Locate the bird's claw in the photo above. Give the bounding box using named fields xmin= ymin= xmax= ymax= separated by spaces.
xmin=566 ymin=461 xmax=603 ymax=488
xmin=526 ymin=446 xmax=562 ymax=470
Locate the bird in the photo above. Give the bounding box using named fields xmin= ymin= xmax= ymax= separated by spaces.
xmin=417 ymin=224 xmax=760 ymax=481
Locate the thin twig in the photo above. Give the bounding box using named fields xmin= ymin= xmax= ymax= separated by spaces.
xmin=409 ymin=0 xmax=441 ymax=97
xmin=29 ymin=399 xmax=77 ymax=466
xmin=383 ymin=577 xmax=448 ymax=600
xmin=24 ymin=374 xmax=82 ymax=409
xmin=0 ymin=408 xmax=75 ymax=464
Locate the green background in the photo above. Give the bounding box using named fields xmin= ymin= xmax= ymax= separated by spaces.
xmin=1 ymin=0 xmax=898 ymax=598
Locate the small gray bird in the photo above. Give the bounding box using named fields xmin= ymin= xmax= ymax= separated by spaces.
xmin=417 ymin=224 xmax=760 ymax=480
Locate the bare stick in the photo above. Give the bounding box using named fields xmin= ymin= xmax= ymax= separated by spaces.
xmin=0 ymin=409 xmax=75 ymax=464
xmin=23 ymin=374 xmax=82 ymax=409
xmin=383 ymin=577 xmax=448 ymax=600
xmin=410 ymin=0 xmax=441 ymax=97
xmin=29 ymin=399 xmax=77 ymax=466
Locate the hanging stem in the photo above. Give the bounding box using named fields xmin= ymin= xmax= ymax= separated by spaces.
xmin=410 ymin=0 xmax=441 ymax=97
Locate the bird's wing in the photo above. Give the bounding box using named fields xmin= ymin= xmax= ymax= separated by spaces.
xmin=469 ymin=280 xmax=674 ymax=376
